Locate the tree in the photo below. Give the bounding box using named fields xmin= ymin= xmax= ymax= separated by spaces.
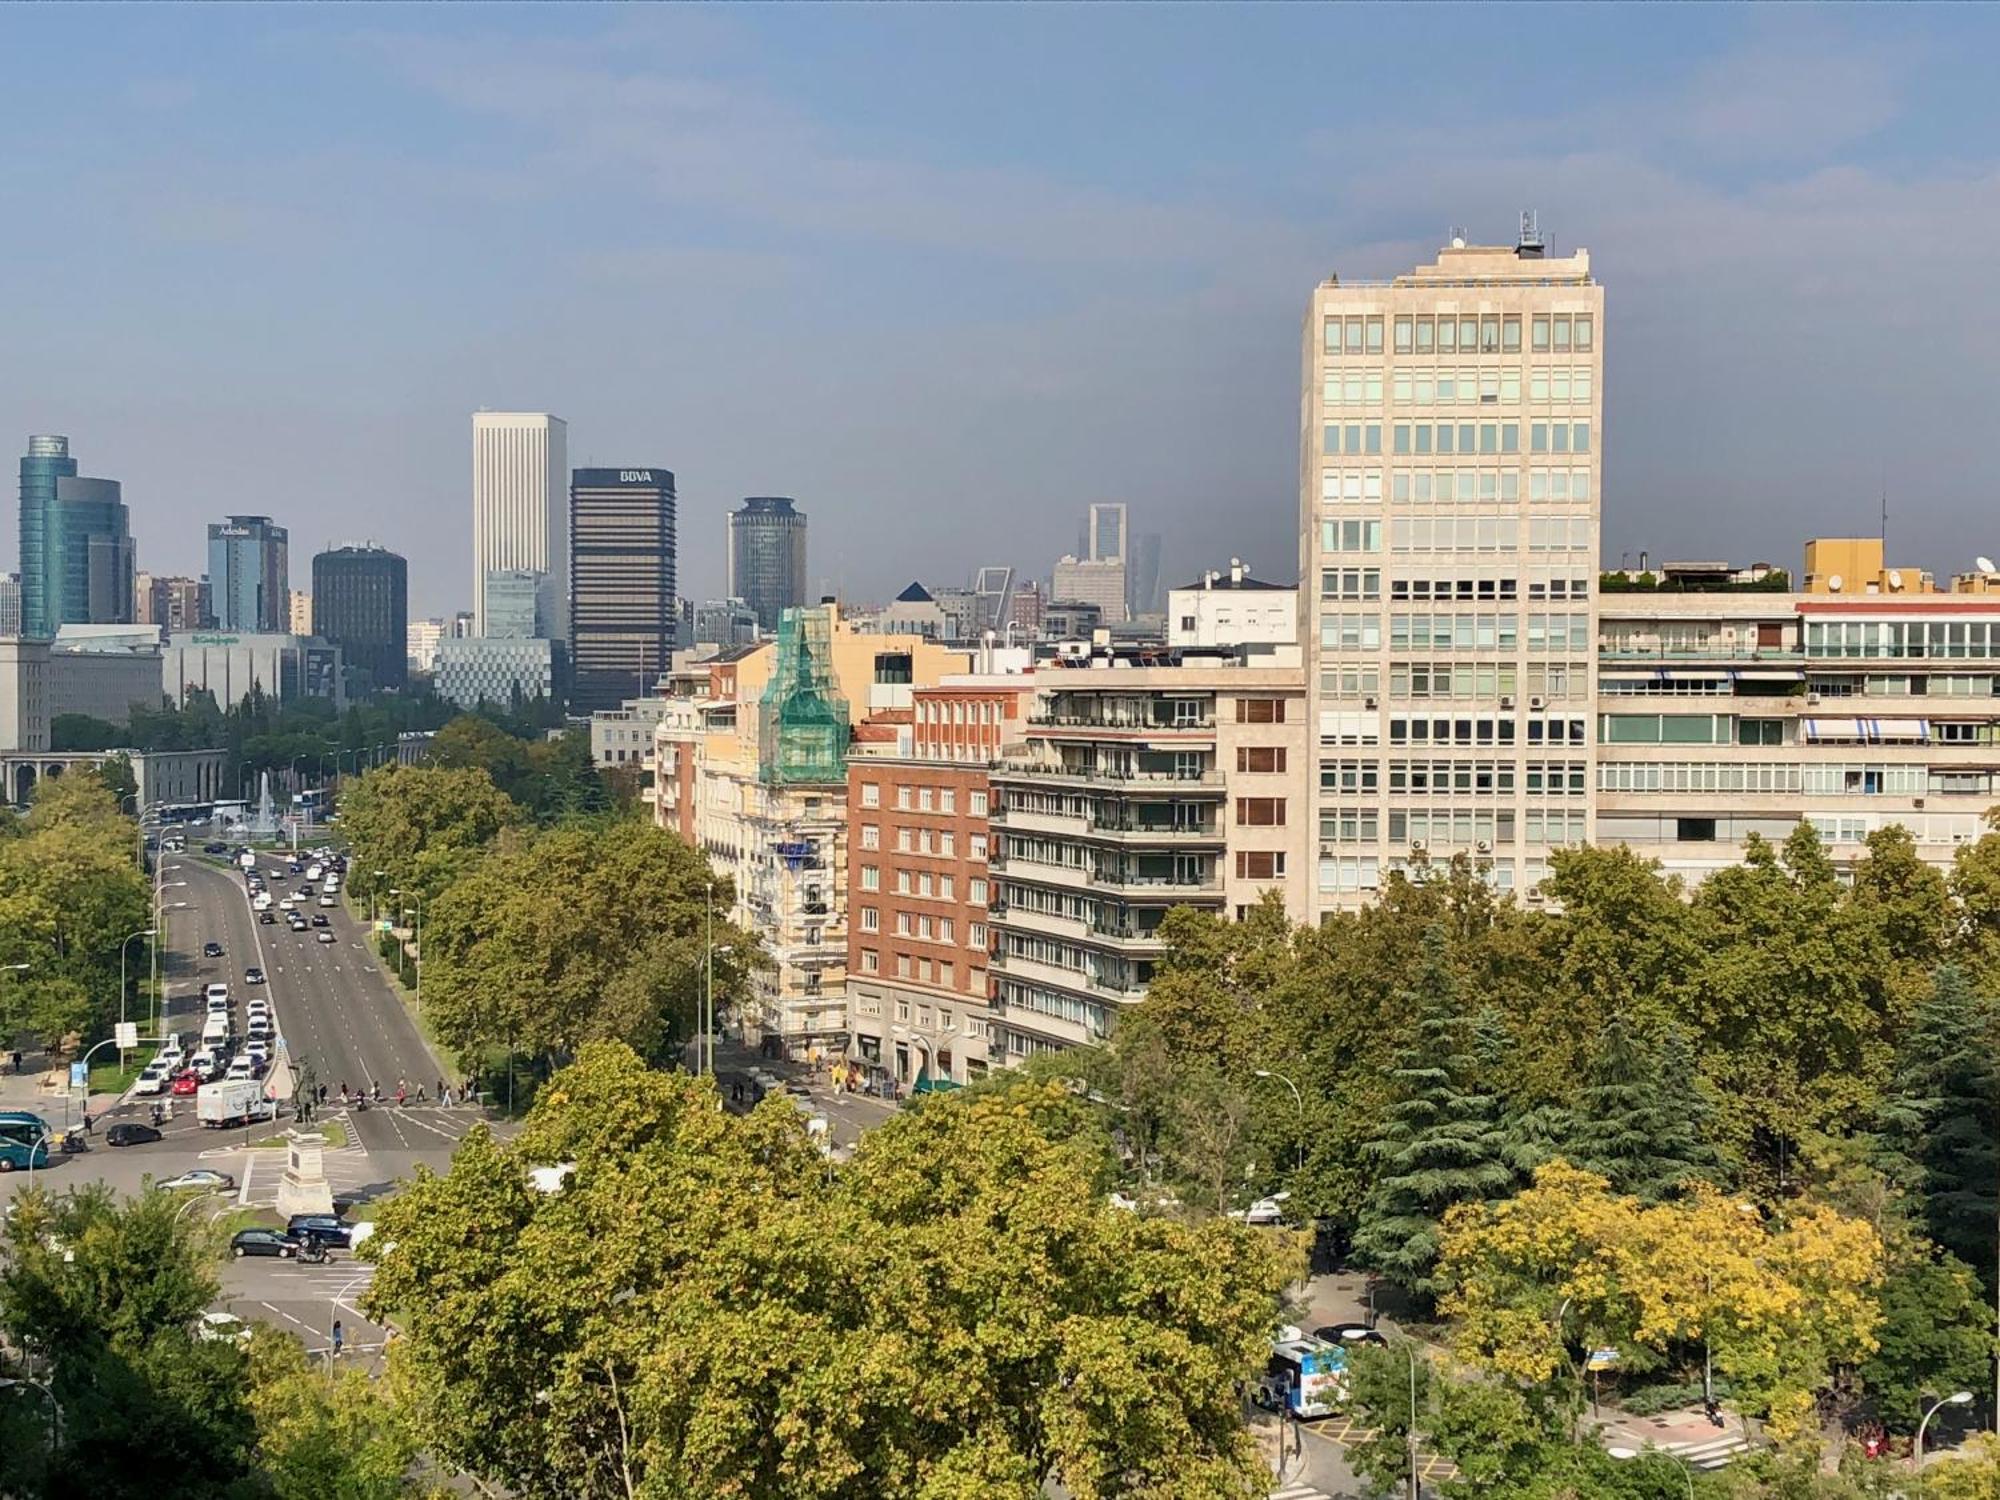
xmin=364 ymin=1043 xmax=1297 ymax=1500
xmin=334 ymin=762 xmax=523 ymax=909
xmin=1563 ymin=1019 xmax=1717 ymax=1202
xmin=419 ymin=820 xmax=757 ymax=1064
xmin=243 ymin=1331 xmax=418 ymax=1497
xmin=1855 ymin=1242 xmax=1995 ymax=1435
xmin=1350 ymin=929 xmax=1514 ymax=1300
xmin=0 ymin=1185 xmax=257 ymax=1497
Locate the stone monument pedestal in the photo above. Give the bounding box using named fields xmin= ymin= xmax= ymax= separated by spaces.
xmin=274 ymin=1129 xmax=335 ymax=1219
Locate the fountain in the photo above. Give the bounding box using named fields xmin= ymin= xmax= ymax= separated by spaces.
xmin=246 ymin=770 xmax=279 ymax=839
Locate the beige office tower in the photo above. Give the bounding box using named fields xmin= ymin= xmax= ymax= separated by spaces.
xmin=1301 ymin=224 xmax=1603 ymax=913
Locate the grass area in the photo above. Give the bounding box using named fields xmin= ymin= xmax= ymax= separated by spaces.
xmin=89 ymin=1046 xmax=157 ymax=1095
xmin=247 ymin=1120 xmax=348 ymax=1150
xmin=210 ymin=1205 xmax=281 ymax=1242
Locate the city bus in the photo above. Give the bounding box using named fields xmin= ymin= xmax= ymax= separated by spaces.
xmin=0 ymin=1110 xmax=52 ymax=1172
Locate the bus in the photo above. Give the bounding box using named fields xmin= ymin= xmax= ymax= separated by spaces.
xmin=0 ymin=1110 xmax=52 ymax=1173
xmin=1254 ymin=1337 xmax=1349 ymax=1420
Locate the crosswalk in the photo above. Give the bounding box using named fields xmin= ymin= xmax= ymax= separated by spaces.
xmin=1271 ymin=1483 xmax=1334 ymax=1500
xmin=1667 ymin=1432 xmax=1756 ymax=1469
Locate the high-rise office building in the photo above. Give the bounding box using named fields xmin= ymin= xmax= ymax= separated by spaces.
xmin=472 ymin=412 xmax=568 ymax=641
xmin=17 ymin=436 xmax=135 ymax=636
xmin=568 ymin=467 xmax=677 ymax=713
xmin=483 ymin=569 xmax=543 ymax=640
xmin=288 ymin=589 xmax=313 ymax=635
xmin=137 ymin=574 xmax=209 ymax=632
xmin=1302 ymin=225 xmax=1602 ymax=912
xmin=207 ymin=515 xmax=289 ymax=632
xmin=313 ymin=544 xmax=409 ymax=691
xmin=1129 ymin=532 xmax=1163 ymax=618
xmin=1051 ymin=555 xmax=1127 ymax=624
xmin=727 ymin=497 xmax=807 ymax=633
xmin=1085 ymin=502 xmax=1128 ymax=565
xmin=0 ymin=574 xmax=19 ymax=637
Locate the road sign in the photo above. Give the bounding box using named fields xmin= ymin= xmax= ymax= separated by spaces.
xmin=69 ymin=1063 xmax=87 ymax=1090
xmin=1586 ymin=1347 xmax=1621 ymax=1372
xmin=114 ymin=1021 xmax=138 ymax=1050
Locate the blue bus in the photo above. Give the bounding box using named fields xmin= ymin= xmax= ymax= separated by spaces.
xmin=1255 ymin=1337 xmax=1348 ymax=1419
xmin=0 ymin=1110 xmax=52 ymax=1173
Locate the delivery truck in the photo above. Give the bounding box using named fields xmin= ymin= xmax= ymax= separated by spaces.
xmin=197 ymin=1079 xmax=273 ymax=1129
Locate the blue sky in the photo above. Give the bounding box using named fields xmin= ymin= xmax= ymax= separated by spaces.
xmin=6 ymin=4 xmax=2000 ymax=613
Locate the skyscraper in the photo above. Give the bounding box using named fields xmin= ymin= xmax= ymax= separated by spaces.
xmin=137 ymin=574 xmax=209 ymax=632
xmin=313 ymin=544 xmax=409 ymax=691
xmin=18 ymin=436 xmax=135 ymax=636
xmin=472 ymin=412 xmax=568 ymax=641
xmin=568 ymin=467 xmax=677 ymax=713
xmin=0 ymin=574 xmax=19 ymax=636
xmin=207 ymin=516 xmax=289 ymax=632
xmin=1302 ymin=226 xmax=1602 ymax=912
xmin=1086 ymin=502 xmax=1128 ymax=565
xmin=727 ymin=497 xmax=806 ymax=633
xmin=288 ymin=589 xmax=313 ymax=635
xmin=1129 ymin=532 xmax=1163 ymax=617
xmin=482 ymin=569 xmax=542 ymax=640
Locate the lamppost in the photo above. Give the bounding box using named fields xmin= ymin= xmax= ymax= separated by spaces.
xmin=152 ymin=902 xmax=190 ymax=1033
xmin=1917 ymin=1391 xmax=1974 ymax=1495
xmin=0 ymin=1374 xmax=61 ymax=1457
xmin=1253 ymin=1068 xmax=1306 ymax=1174
xmin=370 ymin=871 xmax=387 ymax=923
xmin=703 ymin=881 xmax=714 ymax=1077
xmin=390 ymin=891 xmax=423 ymax=1010
xmin=1607 ymin=1445 xmax=1694 ymax=1500
xmin=118 ymin=928 xmax=156 ymax=1055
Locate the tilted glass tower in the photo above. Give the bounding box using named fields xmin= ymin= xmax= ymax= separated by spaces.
xmin=728 ymin=497 xmax=807 ymax=634
xmin=18 ymin=435 xmax=135 ymax=636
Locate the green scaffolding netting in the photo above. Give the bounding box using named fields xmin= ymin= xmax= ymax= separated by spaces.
xmin=758 ymin=606 xmax=850 ymax=784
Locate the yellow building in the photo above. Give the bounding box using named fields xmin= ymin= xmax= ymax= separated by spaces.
xmin=1801 ymin=538 xmax=1934 ymax=596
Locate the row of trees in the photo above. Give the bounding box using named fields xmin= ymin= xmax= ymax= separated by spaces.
xmin=0 ymin=1185 xmax=416 ymax=1498
xmin=338 ymin=761 xmax=748 ymax=1070
xmin=362 ymin=1042 xmax=1295 ymax=1499
xmin=0 ymin=774 xmax=151 ymax=1051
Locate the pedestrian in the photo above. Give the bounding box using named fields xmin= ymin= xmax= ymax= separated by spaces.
xmin=436 ymin=1077 xmax=446 ymax=1103
xmin=331 ymin=1320 xmax=344 ymax=1359
xmin=82 ymin=1110 xmax=93 ymax=1136
xmin=9 ymin=1050 xmax=19 ymax=1075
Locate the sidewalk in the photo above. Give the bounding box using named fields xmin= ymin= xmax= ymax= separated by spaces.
xmin=1598 ymin=1406 xmax=1755 ymax=1470
xmin=0 ymin=1046 xmax=126 ymax=1127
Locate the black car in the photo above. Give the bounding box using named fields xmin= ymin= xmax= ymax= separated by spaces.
xmin=244 ymin=968 xmax=265 ymax=985
xmin=259 ymin=911 xmax=276 ymax=925
xmin=285 ymin=1213 xmax=354 ymax=1248
xmin=311 ymin=913 xmax=329 ymax=928
xmin=1313 ymin=1323 xmax=1388 ymax=1349
xmin=105 ymin=1123 xmax=163 ymax=1147
xmin=230 ymin=1228 xmax=298 ymax=1260
xmin=204 ymin=842 xmax=228 ymax=855
xmin=202 ymin=941 xmax=224 ymax=959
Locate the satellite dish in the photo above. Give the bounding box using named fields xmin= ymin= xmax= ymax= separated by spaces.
xmin=1888 ymin=569 xmax=1904 ymax=591
xmin=1827 ymin=573 xmax=1844 ymax=593
xmin=1979 ymin=556 xmax=1997 ymax=575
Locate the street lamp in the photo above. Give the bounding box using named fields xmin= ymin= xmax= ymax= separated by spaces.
xmin=390 ymin=890 xmax=423 ymax=1009
xmin=152 ymin=902 xmax=190 ymax=1033
xmin=370 ymin=871 xmax=387 ymax=923
xmin=118 ymin=928 xmax=157 ymax=1047
xmin=1607 ymin=1445 xmax=1694 ymax=1500
xmin=1253 ymin=1069 xmax=1306 ymax=1174
xmin=0 ymin=1373 xmax=61 ymax=1456
xmin=1917 ymin=1391 xmax=1974 ymax=1495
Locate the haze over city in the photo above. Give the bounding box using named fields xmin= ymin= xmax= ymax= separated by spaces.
xmin=7 ymin=5 xmax=2000 ymax=612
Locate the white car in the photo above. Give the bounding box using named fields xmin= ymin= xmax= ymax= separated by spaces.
xmin=279 ymin=898 xmax=296 ymax=911
xmin=318 ymin=895 xmax=335 ymax=907
xmin=195 ymin=1311 xmax=252 ymax=1344
xmin=132 ymin=1069 xmax=170 ymax=1097
xmin=204 ymin=982 xmax=229 ymax=1002
xmin=253 ymin=893 xmax=272 ymax=911
xmin=225 ymin=1059 xmax=254 ymax=1080
xmin=306 ymin=865 xmax=323 ymax=882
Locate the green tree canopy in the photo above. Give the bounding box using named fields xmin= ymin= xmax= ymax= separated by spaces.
xmin=335 ymin=762 xmax=523 ymax=909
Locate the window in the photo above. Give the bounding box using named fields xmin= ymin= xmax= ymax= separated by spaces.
xmin=896 ymin=912 xmax=914 ymax=936
xmin=1394 ymin=315 xmax=1413 ymax=352
xmin=1236 ymin=698 xmax=1288 ymax=724
xmin=939 ymin=788 xmax=956 ymax=814
xmin=860 ymin=824 xmax=880 ymax=850
xmin=860 ymin=949 xmax=879 ymax=973
xmin=918 ymin=787 xmax=934 ymax=812
xmin=860 ymin=866 xmax=880 ymax=891
xmin=970 ymin=833 xmax=988 ymax=860
xmin=970 ymin=790 xmax=988 ymax=816
xmin=860 ymin=783 xmax=880 ymax=808
xmin=939 ymin=918 xmax=955 ymax=943
xmin=1236 ymin=797 xmax=1287 ymax=827
xmin=918 ymin=915 xmax=934 ymax=939
xmin=1236 ymin=746 xmax=1288 ymax=773
xmin=859 ymin=906 xmax=879 ymax=932
xmin=939 ymin=961 xmax=956 ymax=990
xmin=939 ymin=831 xmax=956 ymax=857
xmin=896 ymin=870 xmax=912 ymax=895
xmin=896 ymin=827 xmax=913 ymax=853
xmin=919 ymin=872 xmax=934 ymax=897
xmin=1235 ymin=850 xmax=1287 ymax=879
xmin=940 ymin=875 xmax=955 ymax=900
xmin=969 ymin=922 xmax=987 ymax=948
xmin=896 ymin=786 xmax=913 ymax=811
xmin=896 ymin=955 xmax=912 ymax=979
xmin=969 ymin=878 xmax=989 ymax=903
xmin=1532 ymin=314 xmax=1550 ymax=351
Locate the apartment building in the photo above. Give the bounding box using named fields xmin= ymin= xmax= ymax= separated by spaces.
xmin=987 ymin=651 xmax=1307 ymax=1060
xmin=1302 ymin=224 xmax=1603 ymax=914
xmin=1595 ymin=539 xmax=2000 ymax=885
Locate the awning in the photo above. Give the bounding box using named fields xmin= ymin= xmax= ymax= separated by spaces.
xmin=1804 ymin=718 xmax=1865 ymax=742
xmin=1661 ymin=669 xmax=1730 ymax=682
xmin=1869 ymin=719 xmax=1929 ymax=742
xmin=1732 ymin=669 xmax=1806 ymax=682
xmin=912 ymin=1075 xmax=961 ymax=1094
xmin=1599 ymin=670 xmax=1663 ymax=683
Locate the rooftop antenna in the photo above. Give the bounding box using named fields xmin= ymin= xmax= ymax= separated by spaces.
xmin=1517 ymin=209 xmax=1544 ymax=258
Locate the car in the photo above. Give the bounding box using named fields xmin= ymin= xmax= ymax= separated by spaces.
xmin=267 ymin=868 xmax=286 ymax=881
xmin=286 ymin=1213 xmax=354 ymax=1248
xmin=202 ymin=941 xmax=224 ymax=959
xmin=1237 ymin=1195 xmax=1289 ymax=1226
xmin=132 ymin=1070 xmax=169 ymax=1097
xmin=205 ymin=982 xmax=229 ymax=1002
xmin=1313 ymin=1323 xmax=1389 ymax=1349
xmin=311 ymin=913 xmax=330 ymax=928
xmin=306 ymin=865 xmax=323 ymax=881
xmin=288 ymin=861 xmax=303 ymax=874
xmin=318 ymin=895 xmax=335 ymax=908
xmin=106 ymin=1123 xmax=163 ymax=1147
xmin=244 ymin=968 xmax=265 ymax=985
xmin=230 ymin=1228 xmax=298 ymax=1259
xmin=204 ymin=842 xmax=228 ymax=855
xmin=316 ymin=930 xmax=336 ymax=944
xmin=253 ymin=894 xmax=272 ymax=911
xmin=159 ymin=1168 xmax=236 ymax=1192
xmin=170 ymin=1072 xmax=201 ymax=1097
xmin=278 ymin=898 xmax=296 ymax=911
xmin=245 ymin=996 xmax=270 ymax=1013
xmin=259 ymin=911 xmax=276 ymax=925
xmin=195 ymin=1311 xmax=252 ymax=1343
xmin=225 ymin=1059 xmax=254 ymax=1081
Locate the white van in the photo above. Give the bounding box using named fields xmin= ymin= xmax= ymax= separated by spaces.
xmin=204 ymin=982 xmax=229 ymax=1002
xmin=201 ymin=1014 xmax=231 ymax=1048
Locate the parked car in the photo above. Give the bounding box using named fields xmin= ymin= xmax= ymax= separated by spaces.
xmin=105 ymin=1123 xmax=163 ymax=1147
xmin=244 ymin=968 xmax=265 ymax=985
xmin=230 ymin=1228 xmax=298 ymax=1259
xmin=158 ymin=1168 xmax=235 ymax=1192
xmin=202 ymin=941 xmax=223 ymax=959
xmin=286 ymin=1213 xmax=355 ymax=1248
xmin=1313 ymin=1323 xmax=1388 ymax=1349
xmin=195 ymin=1310 xmax=252 ymax=1343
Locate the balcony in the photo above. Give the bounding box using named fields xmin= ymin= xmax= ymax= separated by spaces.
xmin=992 ymin=952 xmax=1147 ymax=1004
xmin=1090 ymin=868 xmax=1223 ymax=899
xmin=995 ymin=763 xmax=1224 ymax=791
xmin=1086 ymin=815 xmax=1223 ymax=846
xmin=1028 ymin=711 xmax=1215 ymax=734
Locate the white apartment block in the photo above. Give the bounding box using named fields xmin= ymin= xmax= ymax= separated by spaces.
xmin=471 ymin=412 xmax=568 ymax=642
xmin=987 ymin=653 xmax=1307 ymax=1060
xmin=1302 ymin=230 xmax=1603 ymax=912
xmin=1168 ymin=561 xmax=1299 ymax=650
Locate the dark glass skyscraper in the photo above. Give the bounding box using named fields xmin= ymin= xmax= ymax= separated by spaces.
xmin=568 ymin=468 xmax=676 ymax=712
xmin=312 ymin=545 xmax=408 ymax=692
xmin=17 ymin=435 xmax=135 ymax=636
xmin=207 ymin=515 xmax=289 ymax=632
xmin=727 ymin=496 xmax=806 ymax=634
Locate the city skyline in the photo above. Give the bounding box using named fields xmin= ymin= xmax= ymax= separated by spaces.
xmin=7 ymin=8 xmax=2000 ymax=616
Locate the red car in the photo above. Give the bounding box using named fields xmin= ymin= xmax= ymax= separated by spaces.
xmin=171 ymin=1071 xmax=202 ymax=1096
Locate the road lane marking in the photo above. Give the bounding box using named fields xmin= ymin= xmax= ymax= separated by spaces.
xmin=238 ymin=1151 xmax=254 ymax=1205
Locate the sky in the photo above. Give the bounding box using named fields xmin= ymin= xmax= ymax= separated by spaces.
xmin=6 ymin=4 xmax=2000 ymax=616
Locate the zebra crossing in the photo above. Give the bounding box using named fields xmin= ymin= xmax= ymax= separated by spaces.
xmin=1666 ymin=1432 xmax=1756 ymax=1469
xmin=1270 ymin=1483 xmax=1335 ymax=1500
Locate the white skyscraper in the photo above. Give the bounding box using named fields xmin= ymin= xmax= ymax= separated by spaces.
xmin=471 ymin=412 xmax=569 ymax=640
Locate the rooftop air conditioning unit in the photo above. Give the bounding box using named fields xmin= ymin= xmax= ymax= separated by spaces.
xmin=1529 ymin=695 xmax=1546 ymax=710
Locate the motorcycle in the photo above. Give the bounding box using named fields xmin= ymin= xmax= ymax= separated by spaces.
xmin=59 ymin=1130 xmax=89 ymax=1154
xmin=298 ymin=1238 xmax=331 ymax=1266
